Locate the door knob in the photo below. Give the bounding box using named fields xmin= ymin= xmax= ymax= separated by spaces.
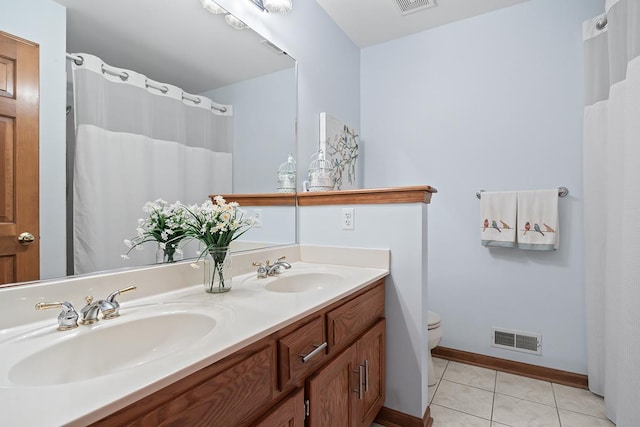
xmin=18 ymin=232 xmax=35 ymax=245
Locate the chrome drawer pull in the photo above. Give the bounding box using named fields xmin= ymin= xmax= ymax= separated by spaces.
xmin=300 ymin=342 xmax=327 ymax=363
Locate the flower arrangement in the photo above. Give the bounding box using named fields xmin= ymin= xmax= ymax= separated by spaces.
xmin=182 ymin=196 xmax=254 ymax=292
xmin=182 ymin=196 xmax=253 ymax=252
xmin=123 ymin=199 xmax=189 ymax=263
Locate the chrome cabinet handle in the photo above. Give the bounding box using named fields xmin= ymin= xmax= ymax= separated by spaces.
xmin=300 ymin=342 xmax=327 ymax=363
xmin=364 ymin=359 xmax=370 ymax=392
xmin=353 ymin=365 xmax=364 ymax=400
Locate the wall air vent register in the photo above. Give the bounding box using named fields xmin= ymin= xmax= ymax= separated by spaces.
xmin=492 ymin=327 xmax=542 ymax=355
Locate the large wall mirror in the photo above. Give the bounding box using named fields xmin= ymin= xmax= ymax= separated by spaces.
xmin=45 ymin=0 xmax=295 ymax=284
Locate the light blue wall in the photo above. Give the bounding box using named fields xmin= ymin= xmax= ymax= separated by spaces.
xmin=0 ymin=0 xmax=66 ymax=280
xmin=215 ymin=0 xmax=360 ymax=185
xmin=361 ymin=0 xmax=604 ymax=373
xmin=203 ymin=68 xmax=296 ymax=194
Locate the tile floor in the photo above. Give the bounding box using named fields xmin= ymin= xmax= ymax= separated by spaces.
xmin=373 ymin=357 xmax=615 ymax=427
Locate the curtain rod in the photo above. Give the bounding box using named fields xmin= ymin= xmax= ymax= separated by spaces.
xmin=476 ymin=187 xmax=569 ymax=199
xmin=65 ymin=53 xmax=228 ymax=113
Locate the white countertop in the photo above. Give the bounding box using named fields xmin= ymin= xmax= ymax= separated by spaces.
xmin=0 ymin=260 xmax=388 ymax=426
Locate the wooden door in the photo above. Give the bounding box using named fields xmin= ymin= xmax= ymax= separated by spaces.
xmin=306 ymin=344 xmax=358 ymax=427
xmin=0 ymin=31 xmax=39 ymax=285
xmin=356 ymin=319 xmax=386 ymax=427
xmin=254 ymin=388 xmax=305 ymax=427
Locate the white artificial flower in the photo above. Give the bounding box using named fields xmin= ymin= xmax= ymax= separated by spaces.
xmin=121 ymin=254 xmax=130 ymax=260
xmin=124 ymin=239 xmax=133 ymax=248
xmin=190 ymin=263 xmax=200 ymax=269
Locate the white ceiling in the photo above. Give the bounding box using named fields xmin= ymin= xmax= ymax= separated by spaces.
xmin=54 ymin=0 xmax=528 ymax=93
xmin=54 ymin=0 xmax=295 ymax=93
xmin=315 ymin=0 xmax=529 ymax=48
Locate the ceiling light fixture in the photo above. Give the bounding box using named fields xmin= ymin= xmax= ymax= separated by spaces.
xmin=200 ymin=0 xmax=226 ymax=14
xmin=224 ymin=14 xmax=249 ymax=30
xmin=262 ymin=0 xmax=293 ymax=14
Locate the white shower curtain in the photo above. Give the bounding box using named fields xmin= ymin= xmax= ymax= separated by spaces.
xmin=71 ymin=54 xmax=233 ymax=275
xmin=583 ymin=1 xmax=640 ymax=425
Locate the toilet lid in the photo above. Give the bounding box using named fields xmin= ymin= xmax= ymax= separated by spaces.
xmin=427 ymin=311 xmax=441 ymax=329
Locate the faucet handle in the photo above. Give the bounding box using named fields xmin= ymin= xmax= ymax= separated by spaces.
xmin=252 ymin=261 xmax=268 ymax=278
xmin=35 ymin=301 xmax=79 ymax=331
xmin=103 ymin=285 xmax=137 ymax=319
xmin=275 ymin=256 xmax=287 ymax=263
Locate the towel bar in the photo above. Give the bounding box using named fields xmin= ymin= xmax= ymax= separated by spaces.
xmin=476 ymin=186 xmax=569 ymax=199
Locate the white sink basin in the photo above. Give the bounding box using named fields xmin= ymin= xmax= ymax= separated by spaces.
xmin=248 ymin=271 xmax=345 ymax=293
xmin=9 ymin=312 xmax=216 ymax=386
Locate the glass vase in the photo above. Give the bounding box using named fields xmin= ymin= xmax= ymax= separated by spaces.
xmin=204 ymin=246 xmax=232 ymax=293
xmin=156 ymin=243 xmax=181 ymax=263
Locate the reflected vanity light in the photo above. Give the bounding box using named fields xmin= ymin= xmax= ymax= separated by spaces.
xmin=263 ymin=0 xmax=293 ymax=14
xmin=224 ymin=14 xmax=249 ymax=30
xmin=200 ymin=0 xmax=226 ymax=14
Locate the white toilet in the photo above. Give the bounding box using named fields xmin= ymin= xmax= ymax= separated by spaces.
xmin=427 ymin=310 xmax=443 ymax=386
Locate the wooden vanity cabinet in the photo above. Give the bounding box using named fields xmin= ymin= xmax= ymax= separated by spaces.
xmin=254 ymin=388 xmax=305 ymax=427
xmin=92 ymin=279 xmax=385 ymax=427
xmin=306 ymin=319 xmax=385 ymax=427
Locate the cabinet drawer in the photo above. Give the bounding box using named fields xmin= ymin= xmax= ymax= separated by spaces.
xmin=138 ymin=345 xmax=275 ymax=426
xmin=278 ymin=316 xmax=328 ymax=390
xmin=327 ymin=283 xmax=384 ymax=353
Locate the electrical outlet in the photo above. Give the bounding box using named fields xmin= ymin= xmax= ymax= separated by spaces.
xmin=253 ymin=209 xmax=263 ymax=228
xmin=342 ymin=208 xmax=354 ymax=230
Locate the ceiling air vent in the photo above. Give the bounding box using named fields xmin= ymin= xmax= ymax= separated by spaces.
xmin=395 ymin=0 xmax=436 ymax=16
xmin=492 ymin=327 xmax=542 ymax=355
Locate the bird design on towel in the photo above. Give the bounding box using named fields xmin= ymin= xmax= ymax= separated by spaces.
xmin=543 ymin=223 xmax=555 ymax=233
xmin=500 ymin=220 xmax=511 ymax=229
xmin=491 ymin=220 xmax=501 ymax=232
xmin=534 ymin=223 xmax=544 ymax=236
xmin=523 ymin=221 xmax=531 ymax=235
xmin=483 ymin=219 xmax=489 ymax=232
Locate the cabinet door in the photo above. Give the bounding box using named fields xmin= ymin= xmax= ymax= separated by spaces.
xmin=356 ymin=319 xmax=386 ymax=427
xmin=254 ymin=388 xmax=305 ymax=427
xmin=306 ymin=345 xmax=358 ymax=427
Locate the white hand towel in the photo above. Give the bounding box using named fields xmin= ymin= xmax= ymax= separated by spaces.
xmin=517 ymin=189 xmax=559 ymax=250
xmin=480 ymin=191 xmax=517 ymax=247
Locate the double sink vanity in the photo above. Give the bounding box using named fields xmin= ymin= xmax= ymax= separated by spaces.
xmin=0 ymin=245 xmax=389 ymax=426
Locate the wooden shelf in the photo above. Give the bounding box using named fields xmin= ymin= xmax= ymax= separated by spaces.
xmin=213 ymin=186 xmax=437 ymax=207
xmin=297 ymin=185 xmax=437 ymax=206
xmin=212 ymin=193 xmax=296 ymax=207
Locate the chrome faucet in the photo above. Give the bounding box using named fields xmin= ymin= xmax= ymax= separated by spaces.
xmin=35 ymin=301 xmax=79 ymax=330
xmin=80 ymin=285 xmax=137 ymax=324
xmin=252 ymin=256 xmax=291 ymax=278
xmin=36 ymin=285 xmax=137 ymax=330
xmin=79 ymin=296 xmax=107 ymax=325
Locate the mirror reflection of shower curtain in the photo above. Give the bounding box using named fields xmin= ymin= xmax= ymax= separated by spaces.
xmin=583 ymin=1 xmax=640 ymax=425
xmin=71 ymin=54 xmax=233 ymax=275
